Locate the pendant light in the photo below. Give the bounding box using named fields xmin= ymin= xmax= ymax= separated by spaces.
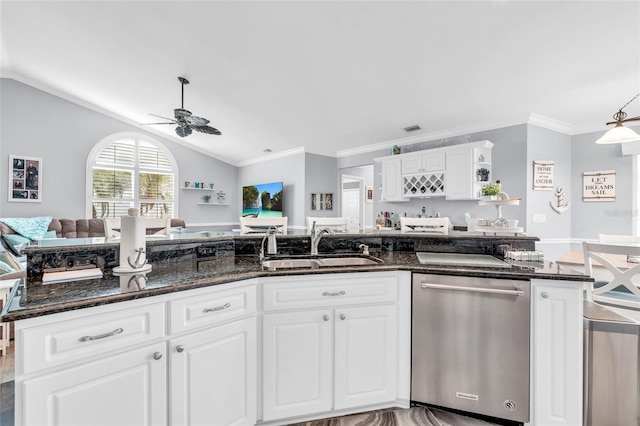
xmin=595 ymin=93 xmax=640 ymax=144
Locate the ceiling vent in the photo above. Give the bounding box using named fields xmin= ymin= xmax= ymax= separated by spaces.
xmin=404 ymin=124 xmax=421 ymax=132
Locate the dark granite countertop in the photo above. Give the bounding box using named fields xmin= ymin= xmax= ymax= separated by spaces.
xmin=1 ymin=250 xmax=590 ymax=322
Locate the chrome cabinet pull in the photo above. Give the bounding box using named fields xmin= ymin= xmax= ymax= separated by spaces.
xmin=421 ymin=282 xmax=524 ymax=297
xmin=339 ymin=314 xmax=346 ymax=320
xmin=541 ymin=292 xmax=549 ymax=299
xmin=322 ymin=291 xmax=346 ymax=297
xmin=153 ymin=352 xmax=162 ymax=360
xmin=203 ymin=302 xmax=231 ymax=313
xmin=323 ymin=315 xmax=330 ymax=321
xmin=176 ymin=345 xmax=185 ymax=353
xmin=79 ymin=327 xmax=123 ymax=342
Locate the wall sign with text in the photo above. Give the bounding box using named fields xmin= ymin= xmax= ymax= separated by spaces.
xmin=533 ymin=160 xmax=554 ymax=190
xmin=583 ymin=170 xmax=615 ymax=202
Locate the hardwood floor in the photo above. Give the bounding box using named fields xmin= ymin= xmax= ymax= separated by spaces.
xmin=289 ymin=406 xmax=507 ymax=426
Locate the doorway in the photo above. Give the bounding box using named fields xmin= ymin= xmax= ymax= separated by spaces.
xmin=341 ymin=174 xmax=364 ymax=232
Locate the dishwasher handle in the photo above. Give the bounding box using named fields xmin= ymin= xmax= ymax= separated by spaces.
xmin=421 ymin=282 xmax=525 ymax=296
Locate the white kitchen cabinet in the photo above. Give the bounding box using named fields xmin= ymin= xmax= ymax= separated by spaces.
xmin=378 ymin=157 xmax=409 ymax=202
xmin=262 ymin=309 xmax=333 ymax=420
xmin=376 ymin=140 xmax=492 ymax=202
xmin=334 ymin=304 xmax=397 ymax=409
xmin=401 ymin=151 xmax=445 ymax=174
xmin=14 ymin=280 xmax=258 ymax=426
xmin=445 ymin=141 xmax=493 ymax=200
xmin=171 ymin=316 xmax=256 ymax=426
xmin=261 ymin=272 xmax=403 ymax=422
xmin=529 ymin=279 xmax=583 ymax=426
xmin=20 ymin=342 xmax=167 ymax=426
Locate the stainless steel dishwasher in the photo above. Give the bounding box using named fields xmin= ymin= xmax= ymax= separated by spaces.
xmin=412 ymin=273 xmax=530 ymax=423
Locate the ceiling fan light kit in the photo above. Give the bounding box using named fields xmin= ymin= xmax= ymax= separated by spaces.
xmin=143 ymin=77 xmax=222 ymax=137
xmin=596 ymin=93 xmax=640 ymax=144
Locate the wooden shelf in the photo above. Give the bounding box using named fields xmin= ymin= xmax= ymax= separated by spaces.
xmin=182 ymin=187 xmax=214 ymax=191
xmin=198 ymin=202 xmax=229 ymax=206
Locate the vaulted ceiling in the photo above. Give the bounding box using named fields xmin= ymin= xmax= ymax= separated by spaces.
xmin=1 ymin=1 xmax=639 ymax=165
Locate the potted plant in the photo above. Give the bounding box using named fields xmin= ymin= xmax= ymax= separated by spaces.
xmin=201 ymin=194 xmax=212 ymax=204
xmin=476 ymin=167 xmax=490 ymax=182
xmin=481 ymin=183 xmax=501 ymax=200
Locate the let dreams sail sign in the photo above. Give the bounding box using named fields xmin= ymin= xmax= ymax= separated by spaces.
xmin=583 ymin=170 xmax=615 ymax=202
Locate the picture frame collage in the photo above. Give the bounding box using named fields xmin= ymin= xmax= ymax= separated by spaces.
xmin=9 ymin=155 xmax=42 ymax=202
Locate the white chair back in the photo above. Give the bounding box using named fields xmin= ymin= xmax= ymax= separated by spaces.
xmin=239 ymin=217 xmax=288 ymax=235
xmin=306 ymin=217 xmax=348 ymax=234
xmin=400 ymin=217 xmax=450 ymax=235
xmin=582 ymin=241 xmax=640 ymax=314
xmin=103 ymin=216 xmax=171 ymax=241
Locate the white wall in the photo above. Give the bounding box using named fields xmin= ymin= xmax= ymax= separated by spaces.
xmin=305 ymin=153 xmax=339 ymax=220
xmin=570 ymin=128 xmax=636 ymax=242
xmin=526 ymin=124 xmax=572 ymax=260
xmin=0 ymin=78 xmax=239 ymax=225
xmin=238 ymin=153 xmax=306 ymax=228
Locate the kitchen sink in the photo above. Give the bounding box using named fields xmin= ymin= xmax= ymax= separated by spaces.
xmin=261 ymin=255 xmax=383 ymax=271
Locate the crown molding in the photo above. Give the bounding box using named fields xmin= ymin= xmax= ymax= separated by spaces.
xmin=336 ymin=116 xmax=531 ymax=158
xmin=527 ymin=113 xmax=575 ymax=135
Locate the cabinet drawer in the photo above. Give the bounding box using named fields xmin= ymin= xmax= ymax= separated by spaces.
xmin=169 ymin=285 xmax=256 ymax=334
xmin=262 ymin=272 xmax=397 ymax=311
xmin=19 ymin=302 xmax=165 ymax=375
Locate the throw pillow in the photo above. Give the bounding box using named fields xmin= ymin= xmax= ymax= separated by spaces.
xmin=0 ymin=216 xmax=53 ymax=240
xmin=2 ymin=234 xmax=30 ymax=256
xmin=0 ymin=260 xmax=16 ymax=274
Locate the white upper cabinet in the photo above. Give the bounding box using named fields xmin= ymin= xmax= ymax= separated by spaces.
xmin=401 ymin=151 xmax=445 ymax=174
xmin=376 ymin=140 xmax=493 ymax=202
xmin=378 ymin=157 xmax=409 ymax=202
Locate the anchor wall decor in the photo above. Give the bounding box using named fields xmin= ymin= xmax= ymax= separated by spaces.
xmin=550 ymin=186 xmax=570 ymax=214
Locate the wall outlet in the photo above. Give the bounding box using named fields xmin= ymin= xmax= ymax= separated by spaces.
xmin=532 ymin=214 xmax=546 ymax=223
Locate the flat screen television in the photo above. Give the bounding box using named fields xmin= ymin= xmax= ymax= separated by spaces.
xmin=242 ymin=181 xmax=283 ymax=217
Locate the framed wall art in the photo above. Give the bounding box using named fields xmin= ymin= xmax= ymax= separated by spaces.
xmin=583 ymin=170 xmax=615 ymax=202
xmin=311 ymin=193 xmax=333 ymax=210
xmin=366 ymin=185 xmax=374 ymax=203
xmin=9 ymin=155 xmax=42 ymax=202
xmin=533 ymin=160 xmax=554 ymax=190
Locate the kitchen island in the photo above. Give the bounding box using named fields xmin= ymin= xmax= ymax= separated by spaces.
xmin=1 ymin=233 xmax=590 ymax=426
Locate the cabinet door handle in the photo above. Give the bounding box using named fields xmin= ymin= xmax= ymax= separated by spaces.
xmin=79 ymin=327 xmax=123 ymax=342
xmin=153 ymin=352 xmax=163 ymax=360
xmin=203 ymin=302 xmax=231 ymax=313
xmin=322 ymin=291 xmax=346 ymax=297
xmin=176 ymin=345 xmax=185 ymax=353
xmin=323 ymin=315 xmax=330 ymax=321
xmin=339 ymin=314 xmax=346 ymax=320
xmin=541 ymin=292 xmax=549 ymax=299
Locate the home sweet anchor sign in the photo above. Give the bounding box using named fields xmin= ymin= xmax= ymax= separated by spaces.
xmin=583 ymin=170 xmax=615 ymax=202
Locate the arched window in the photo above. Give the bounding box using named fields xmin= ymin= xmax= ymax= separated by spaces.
xmin=87 ymin=133 xmax=178 ymax=219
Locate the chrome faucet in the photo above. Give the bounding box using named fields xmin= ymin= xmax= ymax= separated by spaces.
xmin=260 ymin=226 xmax=279 ymax=260
xmin=310 ymin=221 xmax=331 ymax=256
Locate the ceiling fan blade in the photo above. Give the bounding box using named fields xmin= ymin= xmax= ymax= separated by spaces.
xmin=175 ymin=126 xmax=193 ymax=137
xmin=141 ymin=121 xmax=176 ymax=125
xmin=184 ymin=115 xmax=210 ymax=126
xmin=149 ymin=113 xmax=177 ymax=122
xmin=193 ymin=125 xmax=222 ymax=135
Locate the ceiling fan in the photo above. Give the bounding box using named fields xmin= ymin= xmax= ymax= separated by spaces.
xmin=144 ymin=77 xmax=221 ymax=137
